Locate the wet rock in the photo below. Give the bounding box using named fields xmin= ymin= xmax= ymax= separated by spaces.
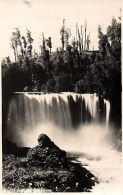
xmin=37 ymin=134 xmax=52 ymax=146
xmin=27 ymin=134 xmax=67 ymax=168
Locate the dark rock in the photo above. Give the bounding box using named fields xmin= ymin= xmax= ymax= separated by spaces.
xmin=2 ymin=139 xmax=30 ymax=157
xmin=37 ymin=134 xmax=51 ymax=146
xmin=27 ymin=134 xmax=67 ymax=168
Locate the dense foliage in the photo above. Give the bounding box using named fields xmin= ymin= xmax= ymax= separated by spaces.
xmin=2 ymin=18 xmax=121 ymax=131
xmin=2 ymin=133 xmax=97 ymax=192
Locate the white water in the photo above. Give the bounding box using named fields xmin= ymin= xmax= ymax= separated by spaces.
xmin=7 ymin=92 xmax=122 ymax=193
xmin=80 ymin=149 xmax=122 ymax=194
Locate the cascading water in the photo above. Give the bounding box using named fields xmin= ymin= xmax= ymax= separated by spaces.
xmin=7 ymin=92 xmax=110 ymax=147
xmin=6 ymin=92 xmax=122 ymax=193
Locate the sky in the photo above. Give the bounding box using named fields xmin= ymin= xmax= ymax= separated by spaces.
xmin=0 ymin=0 xmax=121 ymax=61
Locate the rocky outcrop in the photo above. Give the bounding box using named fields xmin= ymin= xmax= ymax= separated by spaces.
xmin=27 ymin=134 xmax=67 ymax=168
xmin=2 ymin=134 xmax=98 ymax=192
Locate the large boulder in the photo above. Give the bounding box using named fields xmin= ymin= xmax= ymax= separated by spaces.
xmin=27 ymin=134 xmax=67 ymax=168
xmin=37 ymin=134 xmax=52 ymax=146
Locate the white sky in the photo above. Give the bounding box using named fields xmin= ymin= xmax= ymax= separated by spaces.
xmin=0 ymin=0 xmax=121 ymax=61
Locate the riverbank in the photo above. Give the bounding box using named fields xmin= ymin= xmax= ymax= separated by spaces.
xmin=2 ymin=135 xmax=99 ymax=192
xmin=2 ymin=153 xmax=99 ymax=192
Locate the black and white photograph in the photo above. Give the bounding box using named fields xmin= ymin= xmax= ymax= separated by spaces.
xmin=0 ymin=0 xmax=122 ymax=193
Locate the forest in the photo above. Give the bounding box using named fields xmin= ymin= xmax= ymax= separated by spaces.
xmin=2 ymin=17 xmax=121 ymax=133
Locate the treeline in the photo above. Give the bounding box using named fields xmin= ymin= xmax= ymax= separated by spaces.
xmin=2 ymin=19 xmax=92 ymax=95
xmin=2 ymin=18 xmax=121 ymax=130
xmin=2 ymin=18 xmax=121 ymax=96
xmin=8 ymin=19 xmax=90 ymax=62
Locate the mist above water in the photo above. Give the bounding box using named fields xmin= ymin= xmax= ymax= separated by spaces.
xmin=16 ymin=122 xmax=111 ymax=155
xmin=6 ymin=92 xmax=116 ymax=161
xmin=7 ymin=93 xmax=111 ymax=150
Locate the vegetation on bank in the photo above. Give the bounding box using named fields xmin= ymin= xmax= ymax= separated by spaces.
xmin=2 ymin=18 xmax=121 ymax=132
xmin=2 ymin=134 xmax=98 ymax=192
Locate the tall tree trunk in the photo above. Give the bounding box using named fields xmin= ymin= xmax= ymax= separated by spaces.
xmin=78 ymin=27 xmax=81 ymax=52
xmin=81 ymin=26 xmax=83 ymax=50
xmin=15 ymin=46 xmax=18 ymax=59
xmin=62 ymin=35 xmax=64 ymax=51
xmin=84 ymin=22 xmax=87 ymax=50
xmin=19 ymin=39 xmax=24 ymax=58
xmin=76 ymin=23 xmax=78 ymax=50
xmin=13 ymin=48 xmax=16 ymax=62
xmin=84 ymin=28 xmax=86 ymax=50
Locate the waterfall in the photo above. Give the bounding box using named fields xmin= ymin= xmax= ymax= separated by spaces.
xmin=7 ymin=92 xmax=110 ymax=148
xmin=6 ymin=92 xmax=122 ymax=193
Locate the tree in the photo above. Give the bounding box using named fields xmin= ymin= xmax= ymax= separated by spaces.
xmin=26 ymin=29 xmax=33 ymax=57
xmin=72 ymin=37 xmax=76 ymax=48
xmin=107 ymin=18 xmax=121 ymax=61
xmin=98 ymin=25 xmax=108 ymax=57
xmin=10 ymin=28 xmax=33 ymax=60
xmin=46 ymin=37 xmax=52 ymax=54
xmin=87 ymin=33 xmax=90 ymax=51
xmin=10 ymin=36 xmax=17 ymax=62
xmin=40 ymin=32 xmax=46 ymax=52
xmin=10 ymin=31 xmax=19 ymax=61
xmin=75 ymin=23 xmax=79 ymax=50
xmin=15 ymin=28 xmax=24 ymax=58
xmin=75 ymin=23 xmax=81 ymax=52
xmin=92 ymin=18 xmax=121 ymax=126
xmin=65 ymin=28 xmax=71 ymax=48
xmin=22 ymin=36 xmax=27 ymax=57
xmin=60 ymin=19 xmax=65 ymax=51
xmin=55 ymin=74 xmax=72 ymax=92
xmin=84 ymin=21 xmax=87 ymax=50
xmin=80 ymin=25 xmax=83 ymax=50
xmin=77 ymin=25 xmax=82 ymax=52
